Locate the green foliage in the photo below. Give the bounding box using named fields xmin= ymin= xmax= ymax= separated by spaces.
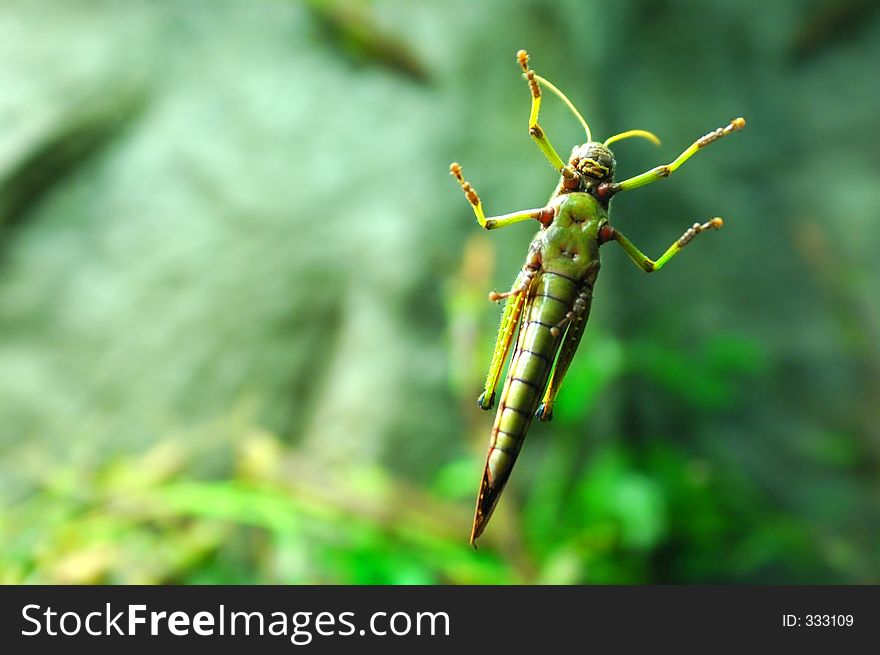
xmin=0 ymin=431 xmax=515 ymax=584
xmin=627 ymin=332 xmax=767 ymax=410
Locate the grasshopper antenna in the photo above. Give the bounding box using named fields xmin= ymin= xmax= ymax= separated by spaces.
xmin=604 ymin=129 xmax=662 ymax=148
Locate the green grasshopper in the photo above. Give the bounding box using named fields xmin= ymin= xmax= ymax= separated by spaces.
xmin=451 ymin=50 xmax=745 ymax=546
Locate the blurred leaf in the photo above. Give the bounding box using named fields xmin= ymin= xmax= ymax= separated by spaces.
xmin=432 ymin=456 xmax=479 ymax=501
xmin=799 ymin=431 xmax=862 ymax=469
xmin=553 ymin=332 xmax=625 ymax=424
xmin=305 ymin=0 xmax=430 ymax=83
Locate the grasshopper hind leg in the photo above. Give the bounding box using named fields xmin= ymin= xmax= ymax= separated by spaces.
xmin=475 ymin=276 xmax=526 ymax=411
xmin=535 ymin=400 xmax=554 ymax=422
xmin=476 ymin=254 xmax=540 ymax=410
xmin=536 ymin=282 xmax=593 ymax=422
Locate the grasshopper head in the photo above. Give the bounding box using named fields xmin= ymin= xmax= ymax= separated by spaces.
xmin=569 ymin=142 xmax=616 ymax=183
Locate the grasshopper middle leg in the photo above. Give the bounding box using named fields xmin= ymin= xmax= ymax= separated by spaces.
xmin=609 ymin=217 xmax=724 ymax=273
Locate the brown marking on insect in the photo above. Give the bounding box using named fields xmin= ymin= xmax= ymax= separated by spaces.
xmin=597 ymin=183 xmax=614 ymax=202
xmin=485 ymin=219 xmax=496 ymax=229
xmin=561 ymin=173 xmax=580 ymax=190
xmin=697 ymin=117 xmax=744 ymax=148
xmin=644 ymin=260 xmax=656 ymax=272
xmin=598 ymin=224 xmax=614 ymax=244
xmin=679 ymin=221 xmax=708 ymax=247
xmin=537 ymin=206 xmax=555 ymax=227
xmin=656 ymin=165 xmax=671 ymax=177
xmin=488 ymin=255 xmax=540 ymax=304
xmin=525 ymin=70 xmax=540 ymax=99
xmin=462 ymin=183 xmax=479 ymax=206
xmin=529 ymin=125 xmax=544 ymax=139
xmin=551 ymin=306 xmax=576 ymax=337
xmin=526 ymin=248 xmax=542 ymax=269
xmin=450 ymin=162 xmax=481 ymax=205
xmin=698 ymin=129 xmax=722 ymax=148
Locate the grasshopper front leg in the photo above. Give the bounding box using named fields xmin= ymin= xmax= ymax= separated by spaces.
xmin=610 ymin=118 xmax=745 ymax=194
xmin=606 ymin=217 xmax=724 ymax=273
xmin=450 ymin=163 xmax=553 ymax=230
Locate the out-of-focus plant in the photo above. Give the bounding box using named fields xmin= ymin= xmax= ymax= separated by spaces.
xmin=0 ymin=417 xmax=517 ymax=584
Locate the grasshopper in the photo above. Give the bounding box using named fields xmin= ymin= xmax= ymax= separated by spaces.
xmin=451 ymin=50 xmax=745 ymax=546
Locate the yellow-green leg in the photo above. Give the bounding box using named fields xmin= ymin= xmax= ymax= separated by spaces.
xmin=535 ymin=286 xmax=592 ymax=421
xmin=477 ymin=269 xmax=534 ymax=410
xmin=612 ymin=118 xmax=745 ymax=193
xmin=516 ymin=50 xmax=577 ymax=180
xmin=450 ymin=163 xmax=551 ymax=230
xmin=611 ymin=217 xmax=724 ymax=273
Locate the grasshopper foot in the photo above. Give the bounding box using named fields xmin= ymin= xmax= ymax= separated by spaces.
xmin=535 ymin=403 xmax=553 ymax=422
xmin=477 ymin=391 xmax=495 ymax=410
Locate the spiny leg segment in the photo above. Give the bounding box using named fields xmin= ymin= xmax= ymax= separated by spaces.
xmin=449 ymin=163 xmax=551 ymax=230
xmin=536 ymin=282 xmax=593 ymax=422
xmin=609 ymin=217 xmax=724 ymax=273
xmin=612 ymin=117 xmax=746 ymax=193
xmin=476 ymin=264 xmax=537 ymax=410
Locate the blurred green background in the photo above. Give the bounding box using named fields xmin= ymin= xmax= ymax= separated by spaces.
xmin=1 ymin=0 xmax=878 ymax=584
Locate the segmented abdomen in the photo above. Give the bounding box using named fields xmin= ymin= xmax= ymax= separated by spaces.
xmin=484 ymin=270 xmax=580 ymax=495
